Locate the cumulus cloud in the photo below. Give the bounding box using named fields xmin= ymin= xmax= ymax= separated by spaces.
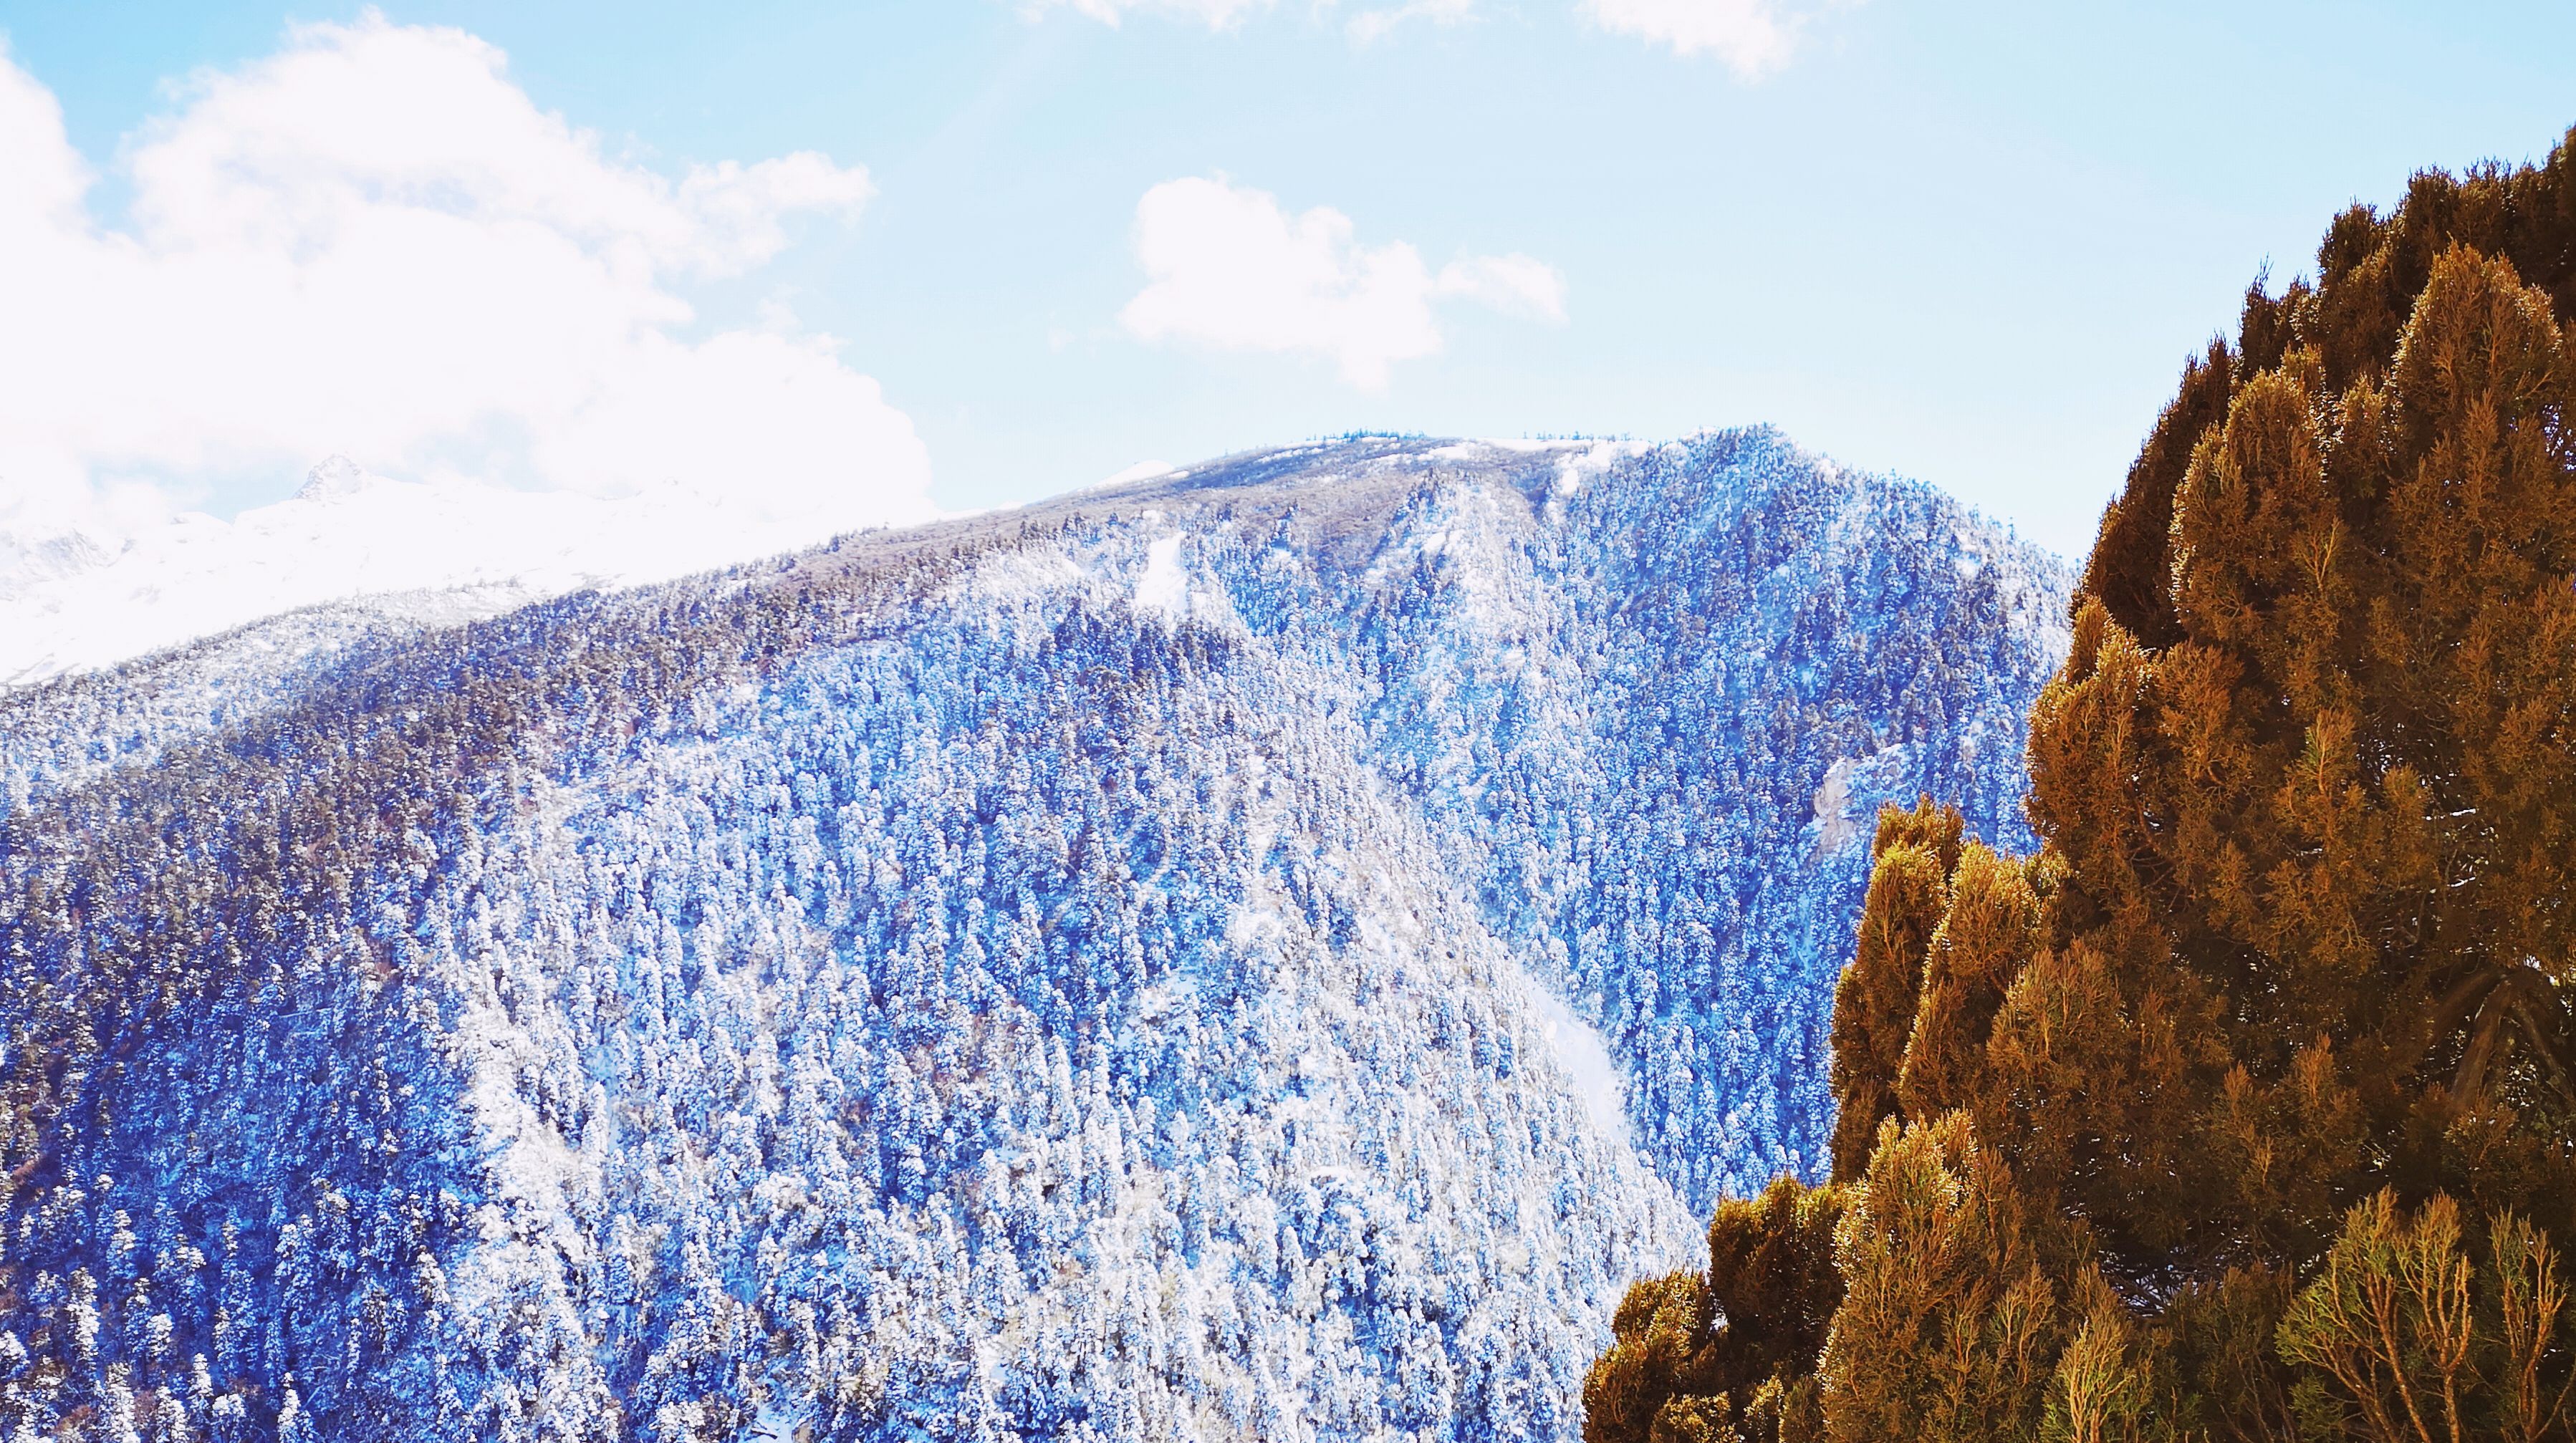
xmin=1580 ymin=0 xmax=1799 ymax=74
xmin=1118 ymin=176 xmax=1565 ymax=389
xmin=0 ymin=13 xmax=932 ymax=541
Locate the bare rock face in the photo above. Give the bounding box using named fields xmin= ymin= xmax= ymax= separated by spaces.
xmin=0 ymin=430 xmax=2065 ymax=1442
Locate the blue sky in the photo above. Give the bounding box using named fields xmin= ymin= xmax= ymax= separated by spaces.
xmin=3 ymin=1 xmax=2571 ymax=556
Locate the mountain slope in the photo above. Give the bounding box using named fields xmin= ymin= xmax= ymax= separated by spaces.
xmin=0 ymin=430 xmax=2066 ymax=1442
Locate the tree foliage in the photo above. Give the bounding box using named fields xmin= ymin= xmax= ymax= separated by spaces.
xmin=1583 ymin=1174 xmax=1845 ymax=1443
xmin=1592 ymin=126 xmax=2576 ymax=1442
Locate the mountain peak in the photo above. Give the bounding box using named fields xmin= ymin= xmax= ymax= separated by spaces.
xmin=294 ymin=454 xmax=372 ymax=502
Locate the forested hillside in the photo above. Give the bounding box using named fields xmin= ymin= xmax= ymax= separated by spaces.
xmin=0 ymin=430 xmax=2065 ymax=1441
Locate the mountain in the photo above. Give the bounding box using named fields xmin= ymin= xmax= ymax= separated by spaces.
xmin=0 ymin=430 xmax=2067 ymax=1442
xmin=0 ymin=457 xmax=913 ymax=688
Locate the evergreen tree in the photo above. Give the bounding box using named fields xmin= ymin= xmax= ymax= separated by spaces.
xmin=1590 ymin=125 xmax=2576 ymax=1442
xmin=1825 ymin=798 xmax=1961 ymax=1181
xmin=1582 ymin=1174 xmax=1846 ymax=1443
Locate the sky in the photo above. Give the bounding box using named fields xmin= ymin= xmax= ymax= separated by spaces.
xmin=1 ymin=1 xmax=2571 ymax=559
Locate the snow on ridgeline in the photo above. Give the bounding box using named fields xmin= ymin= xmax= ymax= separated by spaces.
xmin=0 ymin=438 xmax=1672 ymax=691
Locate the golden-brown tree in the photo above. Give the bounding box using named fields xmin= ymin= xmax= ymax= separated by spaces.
xmin=1590 ymin=127 xmax=2576 ymax=1443
xmin=1827 ymin=798 xmax=1964 ymax=1180
xmin=1584 ymin=1174 xmax=1847 ymax=1443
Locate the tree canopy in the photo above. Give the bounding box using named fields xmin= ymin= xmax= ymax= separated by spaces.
xmin=1590 ymin=125 xmax=2576 ymax=1443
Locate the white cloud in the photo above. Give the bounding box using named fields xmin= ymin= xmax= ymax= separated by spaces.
xmin=1435 ymin=254 xmax=1571 ymax=321
xmin=1347 ymin=0 xmax=1478 ymax=44
xmin=1029 ymin=0 xmax=1475 ymax=42
xmin=1118 ymin=176 xmax=1565 ymax=389
xmin=1034 ymin=0 xmax=1819 ymax=72
xmin=1024 ymin=0 xmax=1275 ymax=26
xmin=0 ymin=13 xmax=931 ymax=544
xmin=1580 ymin=0 xmax=1799 ymax=74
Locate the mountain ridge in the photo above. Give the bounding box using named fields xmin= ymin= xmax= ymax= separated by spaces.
xmin=0 ymin=428 xmax=2067 ymax=1441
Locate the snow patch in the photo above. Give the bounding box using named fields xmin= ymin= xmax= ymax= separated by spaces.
xmin=1810 ymin=756 xmax=1862 ymax=855
xmin=1093 ymin=459 xmax=1178 ymax=490
xmin=1810 ymin=744 xmax=1921 ymax=857
xmin=1134 ymin=534 xmax=1188 ymax=619
xmin=1524 ymin=975 xmax=1630 ymax=1144
xmin=1551 ymin=440 xmax=1646 ymax=498
xmin=953 ymin=545 xmax=1085 ymax=606
xmin=438 ymin=992 xmax=597 ymax=1310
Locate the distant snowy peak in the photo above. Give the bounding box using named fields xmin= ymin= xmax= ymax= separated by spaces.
xmin=293 ymin=453 xmax=371 ymax=502
xmin=0 ymin=460 xmax=903 ymax=687
xmin=0 ymin=528 xmax=122 ymax=601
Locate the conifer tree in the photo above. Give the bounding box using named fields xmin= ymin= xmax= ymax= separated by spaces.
xmin=1827 ymin=799 xmax=1961 ymax=1181
xmin=1590 ymin=125 xmax=2576 ymax=1442
xmin=1583 ymin=1174 xmax=1847 ymax=1443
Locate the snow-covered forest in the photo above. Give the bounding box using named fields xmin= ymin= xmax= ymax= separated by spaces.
xmin=0 ymin=430 xmax=2066 ymax=1442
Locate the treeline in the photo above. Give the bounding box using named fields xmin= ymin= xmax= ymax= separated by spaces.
xmin=1587 ymin=129 xmax=2576 ymax=1440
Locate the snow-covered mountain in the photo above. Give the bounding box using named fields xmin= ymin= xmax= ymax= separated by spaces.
xmin=0 ymin=431 xmax=2067 ymax=1442
xmin=0 ymin=456 xmax=915 ymax=688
